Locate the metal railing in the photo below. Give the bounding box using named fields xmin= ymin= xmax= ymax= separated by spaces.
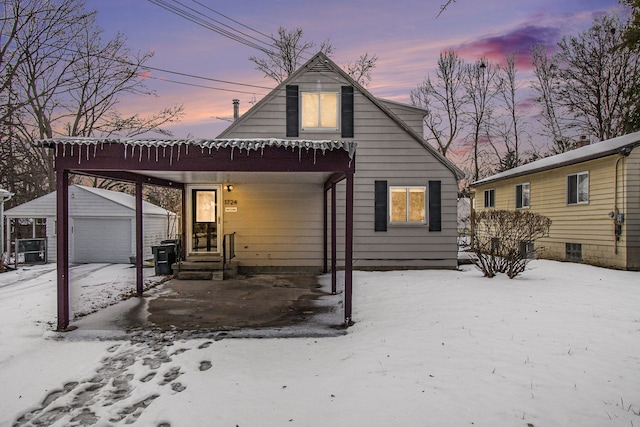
xmin=222 ymin=232 xmax=236 ymax=267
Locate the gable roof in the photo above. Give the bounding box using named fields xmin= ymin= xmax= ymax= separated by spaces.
xmin=78 ymin=185 xmax=173 ymax=216
xmin=218 ymin=52 xmax=463 ymax=179
xmin=5 ymin=185 xmax=174 ymax=217
xmin=473 ymin=131 xmax=640 ymax=187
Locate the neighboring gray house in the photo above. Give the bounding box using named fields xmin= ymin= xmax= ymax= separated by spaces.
xmin=5 ymin=185 xmax=177 ymax=263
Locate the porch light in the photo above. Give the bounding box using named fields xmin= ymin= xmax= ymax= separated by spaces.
xmin=225 ymin=184 xmax=234 ymax=192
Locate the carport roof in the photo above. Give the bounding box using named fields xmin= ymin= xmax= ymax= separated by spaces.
xmin=45 ymin=137 xmax=357 ymax=161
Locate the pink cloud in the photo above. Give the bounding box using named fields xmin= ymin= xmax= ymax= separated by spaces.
xmin=454 ymin=25 xmax=562 ymax=70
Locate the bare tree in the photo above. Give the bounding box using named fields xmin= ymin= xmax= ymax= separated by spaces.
xmin=463 ymin=58 xmax=498 ymax=182
xmin=346 ymin=52 xmax=378 ymax=87
xmin=410 ymin=50 xmax=467 ymax=158
xmin=553 ymin=15 xmax=640 ymax=141
xmin=485 ymin=53 xmax=532 ymax=172
xmin=437 ymin=0 xmax=457 ymax=18
xmin=249 ymin=26 xmax=378 ymax=87
xmin=0 ymin=0 xmax=183 ymax=205
xmin=249 ymin=27 xmax=334 ymax=84
xmin=622 ymin=0 xmax=640 ymax=49
xmin=531 ymin=44 xmax=573 ymax=154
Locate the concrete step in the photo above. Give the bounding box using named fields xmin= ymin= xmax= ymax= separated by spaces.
xmin=185 ymin=254 xmax=223 ymax=263
xmin=175 ymin=270 xmax=224 ymax=281
xmin=172 ymin=260 xmax=222 ymax=271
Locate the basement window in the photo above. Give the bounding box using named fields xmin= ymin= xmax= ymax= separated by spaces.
xmin=566 ymin=243 xmax=582 ymax=261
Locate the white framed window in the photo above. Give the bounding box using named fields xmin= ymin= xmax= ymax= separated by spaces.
xmin=390 ymin=186 xmax=426 ymax=224
xmin=567 ymin=171 xmax=589 ymax=205
xmin=515 ymin=183 xmax=530 ymax=209
xmin=301 ymin=92 xmax=339 ymax=130
xmin=484 ymin=189 xmax=495 ymax=208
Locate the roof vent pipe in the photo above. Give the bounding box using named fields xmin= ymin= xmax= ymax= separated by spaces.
xmin=233 ymin=99 xmax=239 ymax=121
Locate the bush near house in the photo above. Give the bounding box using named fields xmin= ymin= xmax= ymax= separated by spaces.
xmin=471 ymin=210 xmax=552 ymax=278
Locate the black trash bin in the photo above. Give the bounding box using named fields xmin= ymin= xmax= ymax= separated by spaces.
xmin=152 ymin=244 xmax=176 ymax=275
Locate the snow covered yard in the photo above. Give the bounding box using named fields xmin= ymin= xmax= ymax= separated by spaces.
xmin=0 ymin=261 xmax=638 ymax=426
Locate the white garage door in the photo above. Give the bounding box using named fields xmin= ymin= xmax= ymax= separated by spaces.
xmin=73 ymin=218 xmax=132 ymax=263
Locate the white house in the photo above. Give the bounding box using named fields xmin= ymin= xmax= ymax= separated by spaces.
xmin=4 ymin=185 xmax=177 ymax=263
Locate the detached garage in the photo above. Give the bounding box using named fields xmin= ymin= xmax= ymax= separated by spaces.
xmin=4 ymin=185 xmax=177 ymax=264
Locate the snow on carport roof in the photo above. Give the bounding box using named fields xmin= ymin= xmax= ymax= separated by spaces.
xmin=472 ymin=131 xmax=640 ymax=186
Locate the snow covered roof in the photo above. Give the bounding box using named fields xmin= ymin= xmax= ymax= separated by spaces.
xmin=5 ymin=185 xmax=173 ymax=217
xmin=77 ymin=185 xmax=173 ymax=216
xmin=473 ymin=131 xmax=640 ymax=186
xmin=43 ymin=137 xmax=357 ymax=162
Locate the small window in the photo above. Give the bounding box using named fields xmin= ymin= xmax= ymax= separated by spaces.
xmin=567 ymin=172 xmax=589 ymax=205
xmin=566 ymin=243 xmax=582 ymax=261
xmin=484 ymin=189 xmax=495 ymax=208
xmin=301 ymin=92 xmax=338 ymax=130
xmin=515 ymin=183 xmax=530 ymax=209
xmin=390 ymin=186 xmax=426 ymax=224
xmin=520 ymin=241 xmax=534 ymax=259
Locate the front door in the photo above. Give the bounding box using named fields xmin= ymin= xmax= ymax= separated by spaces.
xmin=189 ymin=186 xmax=221 ymax=254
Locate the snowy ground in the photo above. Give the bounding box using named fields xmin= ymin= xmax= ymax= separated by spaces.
xmin=0 ymin=261 xmax=638 ymax=427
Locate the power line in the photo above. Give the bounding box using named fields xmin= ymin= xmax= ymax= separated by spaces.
xmin=145 ymin=74 xmax=267 ymax=96
xmin=1 ymin=32 xmax=275 ymax=93
xmin=190 ymin=0 xmax=273 ymax=41
xmin=147 ymin=0 xmax=274 ymax=54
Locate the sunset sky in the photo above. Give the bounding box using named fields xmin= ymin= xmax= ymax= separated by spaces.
xmin=84 ymin=0 xmax=624 ymax=147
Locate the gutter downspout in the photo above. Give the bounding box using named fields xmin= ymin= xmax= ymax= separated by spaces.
xmin=614 ymin=151 xmax=630 ymax=254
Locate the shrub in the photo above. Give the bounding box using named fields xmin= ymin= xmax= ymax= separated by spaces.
xmin=471 ymin=210 xmax=551 ymax=279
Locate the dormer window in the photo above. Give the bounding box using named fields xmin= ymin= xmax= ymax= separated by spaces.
xmin=286 ymin=85 xmax=354 ymax=138
xmin=301 ymin=92 xmax=338 ymax=130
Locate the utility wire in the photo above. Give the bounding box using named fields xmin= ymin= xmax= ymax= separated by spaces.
xmin=190 ymin=0 xmax=273 ymax=41
xmin=147 ymin=0 xmax=273 ymax=54
xmin=145 ymin=74 xmax=267 ymax=96
xmin=1 ymin=33 xmax=275 ymax=92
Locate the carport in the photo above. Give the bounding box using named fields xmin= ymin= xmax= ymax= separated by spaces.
xmin=47 ymin=138 xmax=356 ymax=332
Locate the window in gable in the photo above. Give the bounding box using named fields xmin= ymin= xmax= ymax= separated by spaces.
xmin=567 ymin=171 xmax=589 ymax=205
xmin=484 ymin=189 xmax=495 ymax=208
xmin=515 ymin=183 xmax=530 ymax=209
xmin=301 ymin=92 xmax=338 ymax=130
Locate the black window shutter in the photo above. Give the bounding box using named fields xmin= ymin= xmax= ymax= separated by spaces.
xmin=286 ymin=85 xmax=299 ymax=137
xmin=341 ymin=86 xmax=354 ymax=138
xmin=428 ymin=181 xmax=442 ymax=232
xmin=374 ymin=180 xmax=388 ymax=232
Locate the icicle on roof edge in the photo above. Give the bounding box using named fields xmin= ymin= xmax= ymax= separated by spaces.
xmin=42 ymin=137 xmax=357 ymax=160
